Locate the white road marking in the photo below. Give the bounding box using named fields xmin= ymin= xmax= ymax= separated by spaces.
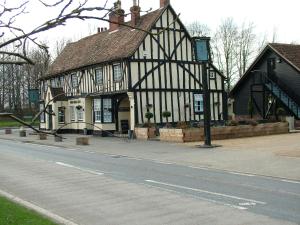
xmin=0 ymin=189 xmax=78 ymax=225
xmin=229 ymin=172 xmax=256 ymax=177
xmin=145 ymin=179 xmax=266 ymax=205
xmin=239 ymin=202 xmax=257 ymax=206
xmin=143 ymin=183 xmax=248 ymax=210
xmin=56 ymin=162 xmax=104 ymax=176
xmin=280 ymin=179 xmax=300 ymax=184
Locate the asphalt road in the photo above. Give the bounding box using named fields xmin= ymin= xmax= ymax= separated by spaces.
xmin=0 ymin=139 xmax=299 ymax=224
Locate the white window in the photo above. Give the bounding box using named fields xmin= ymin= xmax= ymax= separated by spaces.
xmin=103 ymin=99 xmax=112 ymax=123
xmin=95 ymin=68 xmax=103 ymax=85
xmin=209 ymin=71 xmax=215 ymax=79
xmin=60 ymin=77 xmax=64 ymax=87
xmin=51 ymin=79 xmax=56 ymax=87
xmin=94 ymin=99 xmax=102 ymax=122
xmin=40 ymin=104 xmax=45 ymax=123
xmin=113 ymin=64 xmax=122 ymax=81
xmin=71 ymin=74 xmax=78 ymax=87
xmin=70 ymin=106 xmax=76 ymax=121
xmin=77 ymin=107 xmax=84 ymax=121
xmin=194 ymin=94 xmax=204 ymax=114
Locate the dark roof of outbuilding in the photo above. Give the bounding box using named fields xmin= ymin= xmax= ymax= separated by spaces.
xmin=230 ymin=43 xmax=300 ymax=96
xmin=50 ymin=87 xmax=67 ymax=101
xmin=46 ymin=7 xmax=166 ymax=78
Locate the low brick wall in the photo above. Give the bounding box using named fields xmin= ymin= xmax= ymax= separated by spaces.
xmin=134 ymin=127 xmax=156 ymax=140
xmin=160 ymin=122 xmax=289 ymax=143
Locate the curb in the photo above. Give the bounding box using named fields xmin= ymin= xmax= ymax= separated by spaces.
xmin=0 ymin=189 xmax=78 ymax=225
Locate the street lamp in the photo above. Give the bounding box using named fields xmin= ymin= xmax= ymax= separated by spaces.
xmin=194 ymin=37 xmax=218 ymax=148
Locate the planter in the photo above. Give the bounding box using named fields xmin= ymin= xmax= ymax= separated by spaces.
xmin=19 ymin=130 xmax=26 ymax=137
xmin=76 ymin=137 xmax=89 ymax=145
xmin=134 ymin=127 xmax=156 ymax=140
xmin=55 ymin=136 xmax=63 ymax=142
xmin=38 ymin=133 xmax=47 ymax=140
xmin=160 ymin=122 xmax=289 ymax=143
xmin=5 ymin=128 xmax=12 ymax=134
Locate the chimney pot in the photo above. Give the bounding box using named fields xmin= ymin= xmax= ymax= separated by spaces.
xmin=97 ymin=27 xmax=101 ymax=33
xmin=130 ymin=4 xmax=140 ymax=27
xmin=160 ymin=0 xmax=170 ymax=7
xmin=109 ymin=1 xmax=125 ymax=31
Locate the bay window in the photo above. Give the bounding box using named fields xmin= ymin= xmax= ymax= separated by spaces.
xmin=93 ymin=98 xmax=113 ymax=123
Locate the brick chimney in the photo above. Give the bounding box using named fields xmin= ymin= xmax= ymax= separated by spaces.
xmin=109 ymin=0 xmax=125 ymax=31
xmin=130 ymin=0 xmax=140 ymax=26
xmin=160 ymin=0 xmax=170 ymax=7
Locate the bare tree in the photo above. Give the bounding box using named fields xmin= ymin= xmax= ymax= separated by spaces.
xmin=235 ymin=22 xmax=256 ymax=77
xmin=186 ymin=21 xmax=210 ymax=37
xmin=212 ymin=18 xmax=238 ymax=92
xmin=53 ymin=37 xmax=72 ymax=59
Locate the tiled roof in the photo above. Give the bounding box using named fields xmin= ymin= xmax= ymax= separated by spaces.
xmin=269 ymin=43 xmax=300 ymax=72
xmin=46 ymin=7 xmax=165 ymax=78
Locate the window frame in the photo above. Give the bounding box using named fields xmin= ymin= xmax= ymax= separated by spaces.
xmin=103 ymin=98 xmax=112 ymax=123
xmin=209 ymin=70 xmax=216 ymax=79
xmin=71 ymin=73 xmax=78 ymax=88
xmin=58 ymin=107 xmax=65 ymax=124
xmin=193 ymin=93 xmax=204 ymax=114
xmin=59 ymin=76 xmax=64 ymax=87
xmin=70 ymin=106 xmax=76 ymax=121
xmin=95 ymin=68 xmax=104 ymax=85
xmin=113 ymin=63 xmax=123 ymax=82
xmin=77 ymin=107 xmax=84 ymax=121
xmin=93 ymin=99 xmax=102 ymax=123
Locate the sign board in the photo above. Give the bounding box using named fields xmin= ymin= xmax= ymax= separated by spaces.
xmin=194 ymin=38 xmax=210 ymax=62
xmin=28 ymin=89 xmax=39 ymax=104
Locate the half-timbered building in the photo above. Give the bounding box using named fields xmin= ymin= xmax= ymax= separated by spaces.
xmin=40 ymin=0 xmax=227 ymax=135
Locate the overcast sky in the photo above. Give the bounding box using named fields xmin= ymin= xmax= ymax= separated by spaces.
xmin=14 ymin=0 xmax=300 ymax=53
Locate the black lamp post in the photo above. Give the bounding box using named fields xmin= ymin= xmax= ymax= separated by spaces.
xmin=194 ymin=37 xmax=218 ymax=148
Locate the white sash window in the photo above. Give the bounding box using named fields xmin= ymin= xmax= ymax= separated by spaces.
xmin=94 ymin=99 xmax=102 ymax=122
xmin=103 ymin=99 xmax=112 ymax=123
xmin=194 ymin=93 xmax=204 ymax=114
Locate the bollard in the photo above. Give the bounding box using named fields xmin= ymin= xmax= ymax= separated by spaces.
xmin=76 ymin=137 xmax=89 ymax=145
xmin=5 ymin=128 xmax=12 ymax=134
xmin=19 ymin=130 xmax=26 ymax=137
xmin=38 ymin=133 xmax=47 ymax=140
xmin=55 ymin=136 xmax=63 ymax=142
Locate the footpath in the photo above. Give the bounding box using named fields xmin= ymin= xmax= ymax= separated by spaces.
xmin=1 ymin=129 xmax=300 ymax=181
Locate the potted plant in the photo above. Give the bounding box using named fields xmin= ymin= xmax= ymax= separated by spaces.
xmin=276 ymin=107 xmax=286 ymax=122
xmin=162 ymin=110 xmax=171 ymax=127
xmin=144 ymin=112 xmax=156 ymax=138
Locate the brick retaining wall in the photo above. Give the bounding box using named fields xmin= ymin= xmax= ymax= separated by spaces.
xmin=160 ymin=122 xmax=289 ymax=143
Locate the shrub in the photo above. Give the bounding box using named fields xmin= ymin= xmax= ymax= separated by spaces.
xmin=162 ymin=111 xmax=171 ymax=122
xmin=176 ymin=121 xmax=188 ymax=129
xmin=227 ymin=120 xmax=238 ymax=126
xmin=247 ymin=120 xmax=258 ymax=126
xmin=145 ymin=112 xmax=154 ymax=127
xmin=276 ymin=107 xmax=286 ymax=116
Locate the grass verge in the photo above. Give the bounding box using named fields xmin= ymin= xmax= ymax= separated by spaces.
xmin=0 ymin=195 xmax=57 ymax=225
xmin=0 ymin=119 xmax=39 ymax=128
